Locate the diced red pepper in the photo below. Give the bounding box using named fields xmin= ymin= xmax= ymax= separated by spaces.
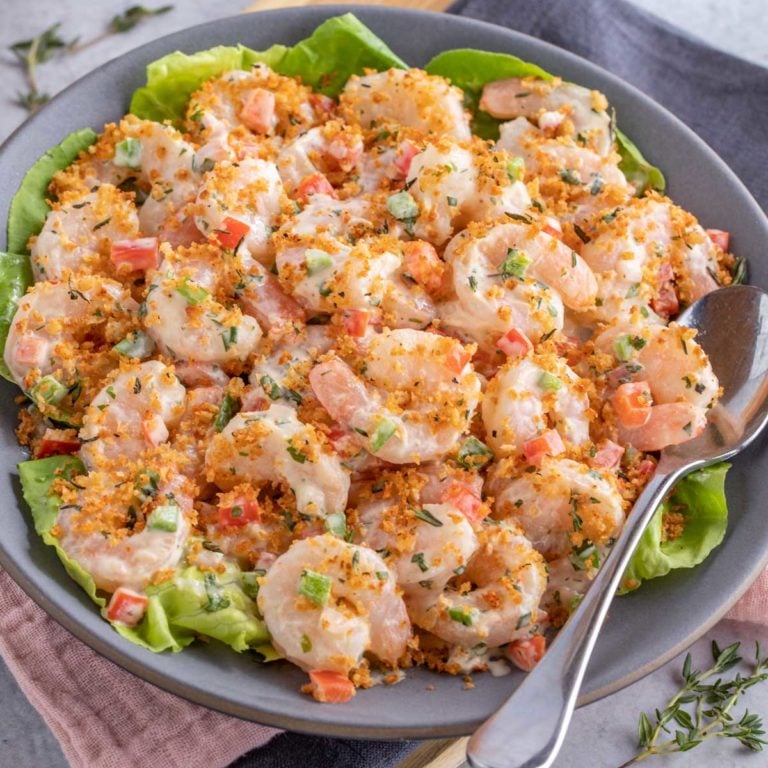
xmin=522 ymin=429 xmax=565 ymax=466
xmin=14 ymin=334 xmax=49 ymax=366
xmin=341 ymin=309 xmax=370 ymax=337
xmin=218 ymin=497 xmax=261 ymax=528
xmin=613 ymin=381 xmax=653 ymax=428
xmin=394 ymin=140 xmax=419 ymax=178
xmin=444 ymin=343 xmax=472 ymax=375
xmin=706 ymin=229 xmax=730 ymax=251
xmin=442 ymin=482 xmax=486 ymax=527
xmin=307 ymin=670 xmax=356 ymax=704
xmin=309 ymin=93 xmax=336 ymax=116
xmin=142 ymin=413 xmax=169 ymax=447
xmin=402 ymin=240 xmax=444 ymax=293
xmin=496 ymin=327 xmax=533 ymax=358
xmin=211 ymin=217 xmax=250 ymax=250
xmin=590 ymin=440 xmax=624 ymax=469
xmin=35 ymin=428 xmax=80 ymax=459
xmin=651 ymin=285 xmax=679 ymax=319
xmin=296 ymin=173 xmax=337 ymax=203
xmin=110 ymin=237 xmax=160 ymax=272
xmin=506 ymin=634 xmax=546 ymax=671
xmin=106 ymin=587 xmax=148 ymax=627
xmin=240 ymin=88 xmax=276 ymax=134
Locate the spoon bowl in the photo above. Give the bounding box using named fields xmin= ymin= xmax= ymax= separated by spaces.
xmin=467 ymin=285 xmax=768 ymax=768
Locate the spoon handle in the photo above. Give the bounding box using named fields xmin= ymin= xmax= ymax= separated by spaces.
xmin=466 ymin=466 xmax=684 ymax=768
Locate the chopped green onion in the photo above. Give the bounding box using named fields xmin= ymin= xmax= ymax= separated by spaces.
xmin=370 ymin=418 xmax=397 ymax=452
xmin=375 ymin=570 xmax=389 ymax=581
xmin=325 ymin=512 xmax=347 ymax=537
xmin=300 ymin=634 xmax=313 ymax=652
xmin=260 ymin=374 xmax=282 ymax=400
xmin=134 ymin=468 xmax=160 ymax=503
xmin=30 ymin=375 xmax=68 ymax=405
xmin=298 ymin=569 xmax=332 ymax=606
xmin=286 ymin=443 xmax=307 ymax=463
xmin=204 ymin=572 xmax=231 ymax=612
xmin=175 ymin=279 xmax=209 ymax=305
xmin=559 ymin=168 xmax=581 ymax=185
xmin=447 ymin=606 xmax=476 ymax=626
xmin=613 ymin=334 xmax=645 ymax=362
xmin=114 ymin=138 xmax=142 ymax=169
xmin=305 ymin=248 xmax=333 ymax=276
xmin=457 ymin=436 xmax=494 ymax=470
xmin=516 ymin=611 xmax=532 ymax=630
xmin=414 ymin=508 xmax=443 ymax=527
xmin=221 ymin=326 xmax=238 ymax=352
xmin=113 ymin=331 xmax=155 ymax=359
xmin=538 ymin=372 xmax=562 ymax=391
xmin=240 ymin=569 xmax=265 ymax=599
xmin=386 ymin=191 xmax=419 ymax=220
xmin=446 ymin=195 xmax=458 ymax=207
xmin=214 ymin=393 xmax=240 ymax=432
xmin=147 ymin=504 xmax=179 ymax=532
xmin=506 ymin=156 xmax=525 ymax=182
xmin=411 ymin=552 xmax=428 ymax=573
xmin=500 ymin=248 xmax=530 ymax=279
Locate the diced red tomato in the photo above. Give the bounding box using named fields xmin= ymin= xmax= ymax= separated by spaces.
xmin=110 ymin=237 xmax=160 ymax=272
xmin=506 ymin=634 xmax=546 ymax=672
xmin=106 ymin=587 xmax=148 ymax=627
xmin=211 ymin=217 xmax=250 ymax=250
xmin=35 ymin=428 xmax=80 ymax=459
xmin=496 ymin=327 xmax=533 ymax=358
xmin=296 ymin=173 xmax=338 ymax=203
xmin=442 ymin=482 xmax=486 ymax=527
xmin=309 ymin=93 xmax=336 ymax=116
xmin=613 ymin=381 xmax=653 ymax=428
xmin=240 ymin=88 xmax=276 ymax=134
xmin=522 ymin=429 xmax=565 ymax=466
xmin=218 ymin=497 xmax=261 ymax=528
xmin=542 ymin=217 xmax=563 ymax=240
xmin=444 ymin=343 xmax=471 ymax=375
xmin=142 ymin=413 xmax=169 ymax=447
xmin=14 ymin=334 xmax=49 ymax=366
xmin=402 ymin=240 xmax=444 ymax=293
xmin=307 ymin=670 xmax=356 ymax=704
xmin=342 ymin=309 xmax=370 ymax=337
xmin=651 ymin=284 xmax=679 ymax=319
xmin=394 ymin=140 xmax=419 ymax=178
xmin=706 ymin=228 xmax=730 ymax=251
xmin=590 ymin=440 xmax=625 ymax=469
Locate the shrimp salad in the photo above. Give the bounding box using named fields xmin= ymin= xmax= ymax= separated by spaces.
xmin=4 ymin=20 xmax=738 ymax=705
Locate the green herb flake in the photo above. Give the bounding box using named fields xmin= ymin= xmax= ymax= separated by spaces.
xmin=300 ymin=633 xmax=312 ymax=653
xmin=214 ymin=393 xmax=240 ymax=432
xmin=298 ymin=569 xmax=332 ymax=606
xmin=305 ymin=248 xmax=333 ymax=275
xmin=411 ymin=552 xmax=429 ymax=573
xmin=447 ymin=606 xmax=475 ymax=626
xmin=386 ymin=190 xmax=419 ymax=220
xmin=147 ymin=503 xmax=179 ymax=532
xmin=175 ymin=278 xmax=209 ymax=305
xmin=538 ymin=371 xmax=562 ymax=391
xmin=457 ymin=436 xmax=494 ymax=469
xmin=370 ymin=417 xmax=397 ymax=452
xmin=114 ymin=138 xmax=142 ymax=169
xmin=414 ymin=508 xmax=443 ymax=527
xmin=500 ymin=248 xmax=530 ymax=279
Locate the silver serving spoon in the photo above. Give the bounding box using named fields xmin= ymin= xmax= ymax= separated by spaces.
xmin=467 ymin=285 xmax=768 ymax=768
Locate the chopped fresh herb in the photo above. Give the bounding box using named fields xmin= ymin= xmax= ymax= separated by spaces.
xmin=457 ymin=436 xmax=494 ymax=470
xmin=305 ymin=248 xmax=333 ymax=276
xmin=113 ymin=331 xmax=155 ymax=359
xmin=516 ymin=611 xmax=531 ymax=630
xmin=175 ymin=278 xmax=209 ymax=305
xmin=602 ymin=208 xmax=620 ymax=224
xmin=300 ymin=634 xmax=312 ymax=653
xmin=147 ymin=504 xmax=179 ymax=532
xmin=468 ymin=274 xmax=478 ymax=292
xmin=573 ymin=224 xmax=591 ymax=244
xmin=506 ymin=156 xmax=525 ymax=182
xmin=447 ymin=606 xmax=475 ymax=626
xmin=214 ymin=393 xmax=240 ymax=432
xmin=500 ymin=248 xmax=530 ymax=279
xmin=370 ymin=418 xmax=397 ymax=452
xmin=203 ymin=572 xmax=231 ymax=612
xmin=375 ymin=570 xmax=389 ymax=581
xmin=538 ymin=371 xmax=562 ymax=391
xmin=93 ymin=217 xmax=111 ymax=231
xmin=414 ymin=508 xmax=443 ymax=527
xmin=325 ymin=512 xmax=347 ymax=537
xmin=29 ymin=375 xmax=68 ymax=405
xmin=411 ymin=552 xmax=429 ymax=573
xmin=220 ymin=326 xmax=238 ymax=352
xmin=387 ymin=190 xmax=419 ymax=221
xmin=114 ymin=138 xmax=142 ymax=169
xmin=446 ymin=195 xmax=458 ymax=207
xmin=298 ymin=569 xmax=332 ymax=606
xmin=286 ymin=443 xmax=307 ymax=464
xmin=559 ymin=168 xmax=581 ymax=185
xmin=589 ymin=174 xmax=605 ymax=195
xmin=260 ymin=374 xmax=281 ymax=400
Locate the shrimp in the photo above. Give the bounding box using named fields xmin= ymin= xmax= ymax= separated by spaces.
xmin=30 ymin=185 xmax=140 ymax=280
xmin=55 ymin=463 xmax=192 ymax=593
xmin=4 ymin=276 xmax=137 ymax=390
xmin=404 ymin=137 xmax=530 ymax=245
xmin=409 ymin=523 xmax=547 ymax=648
xmin=579 ymin=196 xmax=722 ymax=324
xmin=193 ymin=158 xmax=285 ymax=265
xmin=79 ymin=360 xmax=187 ymax=469
xmin=310 ymin=329 xmax=481 ymax=464
xmin=340 ymin=68 xmax=471 ymax=141
xmin=257 ymin=534 xmax=411 ymax=674
xmin=491 ymin=457 xmax=625 ymax=559
xmin=205 ymin=403 xmax=350 ymax=519
xmin=482 ymin=354 xmax=592 ymax=459
xmin=481 ymin=77 xmax=613 ymax=156
xmin=439 ymin=219 xmax=597 ymax=347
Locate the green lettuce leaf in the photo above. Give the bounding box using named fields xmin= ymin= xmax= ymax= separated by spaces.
xmin=18 ymin=456 xmax=270 ymax=653
xmin=0 ymin=252 xmax=33 ymax=382
xmin=620 ymin=463 xmax=730 ymax=593
xmin=7 ymin=128 xmax=98 ymax=254
xmin=425 ymin=47 xmax=664 ymax=193
xmin=130 ymin=13 xmax=407 ymax=125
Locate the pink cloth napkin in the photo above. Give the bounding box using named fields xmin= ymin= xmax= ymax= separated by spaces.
xmin=0 ymin=567 xmax=280 ymax=768
xmin=1 ymin=563 xmax=767 ymax=768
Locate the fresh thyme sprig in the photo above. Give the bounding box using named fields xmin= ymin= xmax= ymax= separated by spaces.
xmin=70 ymin=5 xmax=174 ymax=52
xmin=619 ymin=641 xmax=768 ymax=766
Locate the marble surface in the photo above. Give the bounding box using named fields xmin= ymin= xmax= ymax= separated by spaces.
xmin=0 ymin=1 xmax=767 ymax=767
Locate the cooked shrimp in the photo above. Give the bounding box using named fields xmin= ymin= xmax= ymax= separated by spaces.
xmin=340 ymin=68 xmax=471 ymax=141
xmin=409 ymin=523 xmax=546 ymax=648
xmin=79 ymin=360 xmax=186 ymax=469
xmin=257 ymin=534 xmax=411 ymax=674
xmin=205 ymin=403 xmax=350 ymax=519
xmin=491 ymin=457 xmax=625 ymax=559
xmin=482 ymin=354 xmax=591 ymax=459
xmin=4 ymin=276 xmax=137 ymax=390
xmin=31 ymin=185 xmax=140 ymax=280
xmin=56 ymin=467 xmax=192 ymax=593
xmin=439 ymin=219 xmax=596 ymax=346
xmin=310 ymin=329 xmax=481 ymax=464
xmin=405 ymin=137 xmax=530 ymax=245
xmin=481 ymin=77 xmax=613 ymax=156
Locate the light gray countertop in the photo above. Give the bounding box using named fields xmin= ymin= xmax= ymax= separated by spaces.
xmin=0 ymin=2 xmax=766 ymax=767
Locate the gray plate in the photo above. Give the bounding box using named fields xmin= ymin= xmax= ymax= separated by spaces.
xmin=1 ymin=5 xmax=767 ymax=741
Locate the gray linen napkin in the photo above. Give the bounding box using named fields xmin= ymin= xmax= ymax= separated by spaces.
xmin=231 ymin=0 xmax=767 ymax=765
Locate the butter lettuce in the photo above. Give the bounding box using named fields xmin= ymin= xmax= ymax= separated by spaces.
xmin=19 ymin=456 xmax=270 ymax=654
xmin=130 ymin=13 xmax=406 ymax=125
xmin=0 ymin=252 xmax=33 ymax=382
xmin=620 ymin=463 xmax=730 ymax=593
